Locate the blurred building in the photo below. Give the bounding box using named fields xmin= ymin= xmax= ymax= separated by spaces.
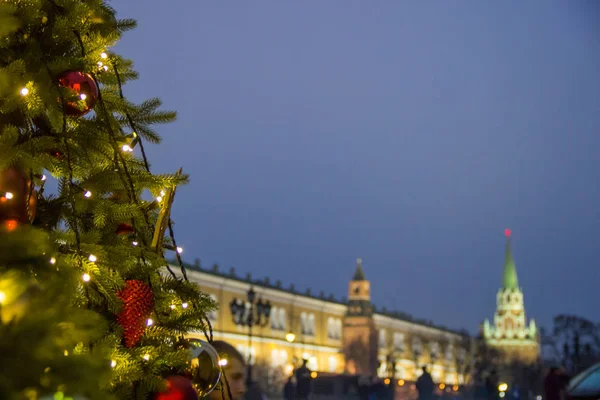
xmin=481 ymin=230 xmax=539 ymax=364
xmin=185 ymin=257 xmax=472 ymax=386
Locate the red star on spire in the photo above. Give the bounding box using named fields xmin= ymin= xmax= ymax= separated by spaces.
xmin=504 ymin=228 xmax=512 ymax=237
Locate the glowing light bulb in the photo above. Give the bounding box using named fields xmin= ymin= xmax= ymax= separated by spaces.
xmin=49 ymin=257 xmax=56 ymax=265
xmin=41 ymin=175 xmax=47 ymax=181
xmin=176 ymin=246 xmax=183 ymax=254
xmin=64 ymin=350 xmax=69 ymax=356
xmin=122 ymin=144 xmax=133 ymax=152
xmin=103 ymin=65 xmax=109 ymax=71
xmin=82 ymin=273 xmax=91 ymax=282
xmin=182 ymin=302 xmax=188 ymax=309
xmin=111 ymin=360 xmax=117 ymax=368
xmin=170 ymin=304 xmax=176 ymax=310
xmin=100 ymin=52 xmax=108 ymax=59
xmin=147 ymin=318 xmax=154 ymax=326
xmin=97 ymin=61 xmax=103 ymax=67
xmin=0 ymin=291 xmax=6 ymax=304
xmin=84 ymin=190 xmax=92 ymax=198
xmin=160 ymin=190 xmax=166 ymax=197
xmin=218 ymin=359 xmax=228 ymax=367
xmin=80 ymin=94 xmax=87 ymax=100
xmin=88 ymin=254 xmax=97 ymax=262
xmin=143 ymin=354 xmax=150 ymax=361
xmin=156 ymin=196 xmax=163 ymax=202
xmin=20 ymin=87 xmax=29 ymax=96
xmin=132 ymin=241 xmax=138 ymax=246
xmin=4 ymin=192 xmax=13 ymax=200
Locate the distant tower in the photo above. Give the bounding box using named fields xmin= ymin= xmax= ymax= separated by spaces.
xmin=343 ymin=258 xmax=379 ymax=376
xmin=482 ymin=230 xmax=539 ymax=364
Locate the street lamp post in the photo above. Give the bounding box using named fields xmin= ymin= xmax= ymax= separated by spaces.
xmin=230 ymin=286 xmax=271 ymax=387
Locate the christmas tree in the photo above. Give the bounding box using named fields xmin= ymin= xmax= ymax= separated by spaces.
xmin=0 ymin=1 xmax=217 ymax=399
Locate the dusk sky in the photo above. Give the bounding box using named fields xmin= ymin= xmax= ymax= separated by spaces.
xmin=112 ymin=2 xmax=600 ymax=334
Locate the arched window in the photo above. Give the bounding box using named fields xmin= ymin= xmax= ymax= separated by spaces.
xmin=335 ymin=319 xmax=342 ymax=339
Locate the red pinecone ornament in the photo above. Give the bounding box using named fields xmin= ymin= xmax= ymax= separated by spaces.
xmin=117 ymin=280 xmax=154 ymax=348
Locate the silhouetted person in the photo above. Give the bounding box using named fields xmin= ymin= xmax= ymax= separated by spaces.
xmin=284 ymin=376 xmax=296 ymax=400
xmin=416 ymin=366 xmax=435 ymax=400
xmin=295 ymin=359 xmax=312 ymax=400
xmin=544 ymin=367 xmax=568 ymax=400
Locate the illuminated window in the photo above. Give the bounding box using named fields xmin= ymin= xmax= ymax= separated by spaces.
xmin=301 ymin=312 xmax=315 ymax=336
xmin=270 ymin=349 xmax=288 ymax=367
xmin=393 ymin=332 xmax=405 ymax=351
xmin=207 ymin=294 xmax=218 ymax=322
xmin=429 ymin=342 xmax=440 ymax=359
xmin=445 ymin=343 xmax=454 ymax=361
xmin=327 ymin=318 xmax=342 ymax=340
xmin=379 ymin=329 xmax=387 ymax=348
xmin=328 ymin=356 xmax=337 ymax=373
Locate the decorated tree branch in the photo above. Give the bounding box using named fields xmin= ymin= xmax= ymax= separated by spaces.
xmin=0 ymin=1 xmax=221 ymax=399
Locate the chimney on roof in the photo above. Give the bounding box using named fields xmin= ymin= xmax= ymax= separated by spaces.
xmin=275 ymin=280 xmax=282 ymax=288
xmin=289 ymin=283 xmax=295 ymax=292
xmin=264 ymin=277 xmax=270 ymax=286
xmin=305 ymin=288 xmax=311 ymax=296
xmin=211 ymin=264 xmax=219 ymax=272
xmin=229 ymin=267 xmax=236 ymax=277
xmin=246 ymin=273 xmax=252 ymax=281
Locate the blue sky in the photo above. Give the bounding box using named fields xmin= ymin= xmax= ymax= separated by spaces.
xmin=112 ymin=1 xmax=600 ymax=333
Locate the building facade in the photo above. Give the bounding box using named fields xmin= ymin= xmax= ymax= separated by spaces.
xmin=185 ymin=258 xmax=472 ymax=386
xmin=482 ymin=230 xmax=539 ymax=365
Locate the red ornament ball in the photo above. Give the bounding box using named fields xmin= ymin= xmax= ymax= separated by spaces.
xmin=56 ymin=71 xmax=98 ymax=116
xmin=116 ymin=223 xmax=135 ymax=235
xmin=155 ymin=376 xmax=198 ymax=400
xmin=116 ymin=280 xmax=154 ymax=348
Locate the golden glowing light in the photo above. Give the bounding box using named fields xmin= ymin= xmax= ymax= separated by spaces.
xmin=82 ymin=273 xmax=91 ymax=282
xmin=182 ymin=302 xmax=188 ymax=309
xmin=285 ymin=332 xmax=296 ymax=343
xmin=100 ymin=52 xmax=108 ymax=59
xmin=111 ymin=360 xmax=117 ymax=368
xmin=0 ymin=291 xmax=6 ymax=304
xmin=143 ymin=354 xmax=150 ymax=361
xmin=20 ymin=87 xmax=29 ymax=96
xmin=88 ymin=254 xmax=97 ymax=262
xmin=218 ymin=359 xmax=228 ymax=367
xmin=498 ymin=383 xmax=508 ymax=392
xmin=4 ymin=192 xmax=13 ymax=200
xmin=84 ymin=190 xmax=92 ymax=198
xmin=310 ymin=371 xmax=318 ymax=379
xmin=147 ymin=318 xmax=154 ymax=326
xmin=398 ymin=379 xmax=405 ymax=387
xmin=49 ymin=257 xmax=56 ymax=264
xmin=384 ymin=378 xmax=391 ymax=385
xmin=453 ymin=385 xmax=459 ymax=392
xmin=439 ymin=384 xmax=446 ymax=390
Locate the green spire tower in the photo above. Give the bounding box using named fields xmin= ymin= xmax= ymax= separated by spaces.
xmin=481 ymin=229 xmax=539 ymax=366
